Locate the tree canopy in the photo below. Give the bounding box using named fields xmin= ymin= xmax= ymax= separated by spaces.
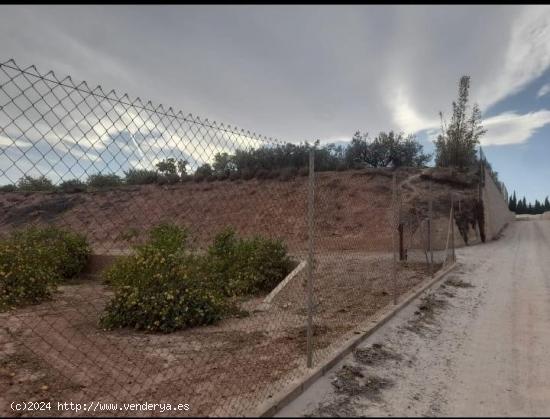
xmin=509 ymin=191 xmax=550 ymax=215
xmin=435 ymin=76 xmax=486 ymax=168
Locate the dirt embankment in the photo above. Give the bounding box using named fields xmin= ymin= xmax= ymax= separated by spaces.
xmin=0 ymin=168 xmax=480 ymax=254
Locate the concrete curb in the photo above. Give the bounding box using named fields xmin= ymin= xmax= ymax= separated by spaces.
xmin=256 ymin=261 xmax=458 ymax=417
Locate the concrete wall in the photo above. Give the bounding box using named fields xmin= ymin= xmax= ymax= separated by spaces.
xmin=482 ymin=167 xmax=515 ymax=240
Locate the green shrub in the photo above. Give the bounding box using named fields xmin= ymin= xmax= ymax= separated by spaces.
xmin=0 ymin=226 xmax=89 ymax=310
xmin=146 ymin=223 xmax=188 ymax=254
xmin=206 ymin=228 xmax=294 ymax=296
xmin=240 ymin=168 xmax=256 ymax=180
xmin=11 ymin=226 xmax=90 ymax=279
xmin=87 ymin=173 xmax=122 ymax=188
xmin=0 ymin=238 xmax=58 ymax=311
xmin=0 ymin=184 xmax=17 ymax=192
xmin=194 ymin=164 xmax=213 ymax=182
xmin=101 ymin=224 xmax=294 ymax=332
xmin=17 ymin=175 xmax=55 ymax=192
xmin=228 ymin=171 xmax=241 ymax=181
xmin=157 ymin=173 xmax=180 ymax=185
xmin=215 ymin=172 xmax=229 ymax=181
xmin=124 ymin=169 xmax=158 ymax=185
xmin=101 ymin=224 xmax=226 ymax=332
xmin=255 ymin=169 xmax=272 ymax=180
xmin=58 ymin=179 xmax=87 ymax=193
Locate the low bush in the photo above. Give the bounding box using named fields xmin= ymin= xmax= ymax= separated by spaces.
xmin=206 ymin=228 xmax=294 ymax=296
xmin=0 ymin=238 xmax=57 ymax=311
xmin=11 ymin=226 xmax=90 ymax=279
xmin=0 ymin=184 xmax=17 ymax=192
xmin=229 ymin=171 xmax=241 ymax=181
xmin=240 ymin=168 xmax=256 ymax=180
xmin=101 ymin=224 xmax=294 ymax=332
xmin=0 ymin=226 xmax=90 ymax=310
xmin=17 ymin=175 xmax=55 ymax=192
xmin=58 ymin=179 xmax=87 ymax=193
xmin=215 ymin=172 xmax=229 ymax=181
xmin=87 ymin=173 xmax=123 ymax=188
xmin=194 ymin=164 xmax=213 ymax=181
xmin=124 ymin=169 xmax=158 ymax=185
xmin=157 ymin=173 xmax=180 ymax=185
xmin=101 ymin=224 xmax=227 ymax=332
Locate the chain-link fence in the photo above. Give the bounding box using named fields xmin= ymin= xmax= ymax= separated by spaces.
xmin=1 ymin=59 xmax=471 ymax=417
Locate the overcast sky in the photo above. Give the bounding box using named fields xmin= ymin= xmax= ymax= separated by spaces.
xmin=1 ymin=5 xmax=549 ymax=201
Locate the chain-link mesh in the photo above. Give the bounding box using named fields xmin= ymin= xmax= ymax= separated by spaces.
xmin=0 ymin=59 xmax=478 ymax=417
xmin=0 ymin=59 xmax=312 ymax=417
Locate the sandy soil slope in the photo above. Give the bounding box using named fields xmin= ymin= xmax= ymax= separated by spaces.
xmin=0 ymin=168 xmax=479 ymax=254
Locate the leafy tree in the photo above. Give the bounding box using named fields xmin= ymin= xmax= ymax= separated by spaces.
xmin=513 ymin=195 xmax=550 ymax=215
xmin=435 ymin=76 xmax=486 ymax=168
xmin=177 ymin=159 xmax=188 ymax=176
xmin=0 ymin=184 xmax=17 ymax=192
xmin=345 ymin=131 xmax=370 ymax=168
xmin=194 ymin=163 xmax=213 ymax=179
xmin=156 ymin=158 xmax=177 ymax=175
xmin=508 ymin=191 xmax=517 ymax=212
xmin=212 ymin=152 xmax=237 ymax=177
xmin=345 ymin=131 xmax=430 ymax=168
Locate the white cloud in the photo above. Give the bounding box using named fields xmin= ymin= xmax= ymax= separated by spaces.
xmin=481 ymin=110 xmax=550 ymax=146
xmin=390 ymin=87 xmax=440 ymax=134
xmin=478 ymin=6 xmax=550 ymax=109
xmin=1 ymin=5 xmax=550 ymax=148
xmin=538 ymin=83 xmax=550 ymax=97
xmin=0 ymin=135 xmax=32 ymax=148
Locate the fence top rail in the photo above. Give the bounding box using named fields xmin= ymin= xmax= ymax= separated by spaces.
xmin=0 ymin=58 xmax=288 ymax=147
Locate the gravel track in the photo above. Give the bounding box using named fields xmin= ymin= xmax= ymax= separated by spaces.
xmin=277 ymin=219 xmax=550 ymax=417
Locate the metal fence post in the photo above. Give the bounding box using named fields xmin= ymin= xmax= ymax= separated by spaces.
xmin=428 ymin=180 xmax=433 ymax=276
xmin=451 ymin=193 xmax=456 ymax=262
xmin=392 ymin=172 xmax=398 ymax=305
xmin=306 ymin=148 xmax=315 ymax=368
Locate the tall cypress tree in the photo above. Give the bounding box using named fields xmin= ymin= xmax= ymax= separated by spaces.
xmin=518 ymin=197 xmax=527 ymax=214
xmin=435 ymin=76 xmax=486 ymax=168
xmin=509 ymin=191 xmax=517 ymax=212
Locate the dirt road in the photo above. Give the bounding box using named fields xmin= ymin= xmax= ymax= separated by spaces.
xmin=277 ymin=219 xmax=550 ymax=417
